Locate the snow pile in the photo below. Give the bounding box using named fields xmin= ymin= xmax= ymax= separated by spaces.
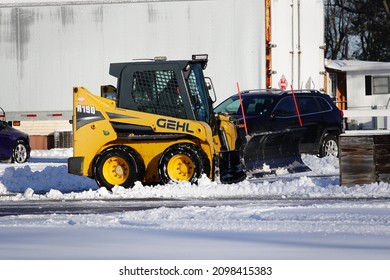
xmin=1 ymin=148 xmax=390 ymax=260
xmin=1 ymin=149 xmax=390 ymax=201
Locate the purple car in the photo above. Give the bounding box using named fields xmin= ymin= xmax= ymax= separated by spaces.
xmin=0 ymin=120 xmax=31 ymax=163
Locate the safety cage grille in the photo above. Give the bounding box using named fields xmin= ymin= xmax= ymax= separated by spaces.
xmin=130 ymin=70 xmax=187 ymax=119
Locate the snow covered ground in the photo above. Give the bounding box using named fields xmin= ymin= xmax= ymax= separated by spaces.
xmin=0 ymin=149 xmax=390 ymax=264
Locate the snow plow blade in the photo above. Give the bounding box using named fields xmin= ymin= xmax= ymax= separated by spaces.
xmin=241 ymin=128 xmax=311 ymax=177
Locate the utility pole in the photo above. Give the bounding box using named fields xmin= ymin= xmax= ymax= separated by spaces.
xmin=265 ymin=0 xmax=272 ymax=88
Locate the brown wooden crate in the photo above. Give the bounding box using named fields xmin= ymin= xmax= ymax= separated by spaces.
xmin=339 ymin=134 xmax=390 ymax=186
xmin=373 ymin=134 xmax=390 ymax=144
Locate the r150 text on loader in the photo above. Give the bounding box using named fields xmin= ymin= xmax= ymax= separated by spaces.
xmin=68 ymin=54 xmax=308 ymax=189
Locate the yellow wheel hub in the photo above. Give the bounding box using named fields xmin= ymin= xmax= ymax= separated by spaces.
xmin=102 ymin=156 xmax=129 ymax=186
xmin=167 ymin=154 xmax=195 ymax=181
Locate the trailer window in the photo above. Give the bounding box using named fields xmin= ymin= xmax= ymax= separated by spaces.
xmin=373 ymin=76 xmax=390 ymax=95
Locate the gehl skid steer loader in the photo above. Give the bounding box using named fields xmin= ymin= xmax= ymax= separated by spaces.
xmin=68 ymin=54 xmax=308 ymax=189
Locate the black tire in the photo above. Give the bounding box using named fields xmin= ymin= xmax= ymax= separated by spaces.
xmin=93 ymin=146 xmax=145 ymax=189
xmin=158 ymin=143 xmax=209 ymax=184
xmin=12 ymin=141 xmax=29 ymax=163
xmin=320 ymin=134 xmax=339 ymax=157
xmin=198 ymin=149 xmax=211 ymax=181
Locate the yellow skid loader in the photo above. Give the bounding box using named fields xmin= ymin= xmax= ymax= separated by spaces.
xmin=68 ymin=55 xmax=246 ymax=188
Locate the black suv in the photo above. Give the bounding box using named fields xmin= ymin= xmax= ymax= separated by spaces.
xmin=214 ymin=89 xmax=344 ymax=157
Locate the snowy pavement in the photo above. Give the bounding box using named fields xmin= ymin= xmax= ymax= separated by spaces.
xmin=0 ymin=149 xmax=390 ymax=260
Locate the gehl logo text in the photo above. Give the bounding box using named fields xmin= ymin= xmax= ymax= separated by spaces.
xmin=156 ymin=118 xmax=194 ymax=133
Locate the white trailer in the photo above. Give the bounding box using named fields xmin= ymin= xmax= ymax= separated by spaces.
xmin=269 ymin=0 xmax=325 ymax=91
xmin=0 ymin=0 xmax=324 ymax=148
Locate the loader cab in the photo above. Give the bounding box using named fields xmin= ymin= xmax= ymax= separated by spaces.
xmin=107 ymin=55 xmax=215 ymax=126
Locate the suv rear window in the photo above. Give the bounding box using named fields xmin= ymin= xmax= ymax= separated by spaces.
xmin=316 ymin=97 xmax=333 ymax=112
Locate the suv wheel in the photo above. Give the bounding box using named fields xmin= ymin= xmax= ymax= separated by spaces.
xmin=320 ymin=134 xmax=339 ymax=157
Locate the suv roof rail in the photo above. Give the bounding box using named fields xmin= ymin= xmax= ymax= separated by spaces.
xmin=241 ymin=88 xmax=282 ymax=94
xmin=282 ymin=89 xmax=322 ymax=95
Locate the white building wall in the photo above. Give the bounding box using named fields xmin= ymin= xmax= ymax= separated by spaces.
xmin=346 ymin=72 xmax=368 ymax=109
xmin=346 ymin=71 xmax=390 ymax=130
xmin=347 ymin=71 xmax=390 ymax=109
xmin=0 ymin=0 xmax=265 ymax=123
